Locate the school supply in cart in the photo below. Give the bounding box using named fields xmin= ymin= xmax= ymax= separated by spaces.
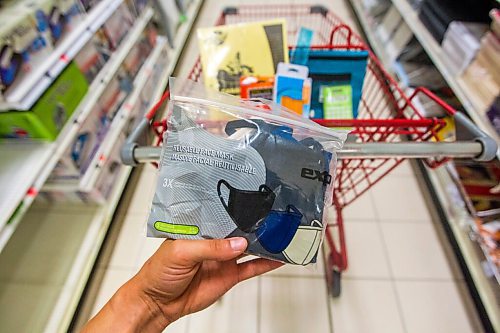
xmin=197 ymin=19 xmax=288 ymax=95
xmin=273 ymin=62 xmax=312 ymax=117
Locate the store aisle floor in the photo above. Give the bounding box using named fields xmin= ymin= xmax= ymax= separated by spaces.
xmin=74 ymin=1 xmax=483 ymax=332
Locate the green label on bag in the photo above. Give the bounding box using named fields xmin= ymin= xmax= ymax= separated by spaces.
xmin=154 ymin=221 xmax=200 ymax=235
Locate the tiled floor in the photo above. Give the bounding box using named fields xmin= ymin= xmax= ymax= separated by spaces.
xmin=77 ymin=1 xmax=483 ymax=332
xmin=79 ymin=164 xmax=482 ymax=333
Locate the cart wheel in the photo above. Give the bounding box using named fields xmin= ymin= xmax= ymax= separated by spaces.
xmin=331 ymin=269 xmax=341 ymax=297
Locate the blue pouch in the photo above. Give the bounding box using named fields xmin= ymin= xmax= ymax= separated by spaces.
xmin=298 ymin=49 xmax=369 ymax=119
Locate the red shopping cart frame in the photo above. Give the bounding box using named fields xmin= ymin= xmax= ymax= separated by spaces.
xmin=144 ymin=4 xmax=454 ymax=296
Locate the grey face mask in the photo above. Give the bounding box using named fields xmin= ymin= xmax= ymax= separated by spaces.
xmin=148 ymin=107 xmax=267 ymax=239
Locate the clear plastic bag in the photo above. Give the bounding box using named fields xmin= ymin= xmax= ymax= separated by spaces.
xmin=147 ymin=78 xmax=347 ymax=265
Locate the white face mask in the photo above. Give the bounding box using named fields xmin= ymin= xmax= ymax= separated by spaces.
xmin=282 ymin=220 xmax=323 ymax=265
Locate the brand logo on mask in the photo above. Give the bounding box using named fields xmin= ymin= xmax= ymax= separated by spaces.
xmin=301 ymin=168 xmax=332 ymax=185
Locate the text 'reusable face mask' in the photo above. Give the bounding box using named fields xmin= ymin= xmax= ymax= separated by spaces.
xmin=255 ymin=205 xmax=303 ymax=254
xmin=282 ymin=220 xmax=323 ymax=265
xmin=217 ymin=179 xmax=276 ymax=233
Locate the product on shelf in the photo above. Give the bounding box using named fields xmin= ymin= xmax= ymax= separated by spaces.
xmin=99 ymin=73 xmax=132 ymax=121
xmin=73 ymin=29 xmax=107 ymax=82
xmin=0 ymin=62 xmax=88 ymax=139
xmin=461 ymin=31 xmax=500 ymax=111
xmin=26 ymin=0 xmax=86 ymax=45
xmin=82 ymin=133 xmax=126 ymax=203
xmin=120 ymin=29 xmax=154 ymax=79
xmin=101 ymin=3 xmax=134 ymax=50
xmin=441 ymin=21 xmax=488 ymax=75
xmin=418 ymin=0 xmax=494 ymax=44
xmin=50 ymin=101 xmax=108 ymax=180
xmin=0 ymin=3 xmax=51 ymax=92
xmin=455 ymin=160 xmax=500 ymax=216
xmin=486 ymin=96 xmax=499 ymax=135
xmin=197 ymin=19 xmax=288 ymax=95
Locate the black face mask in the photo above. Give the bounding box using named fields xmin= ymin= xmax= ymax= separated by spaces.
xmin=217 ymin=179 xmax=276 ymax=233
xmin=225 ymin=119 xmax=332 ymax=226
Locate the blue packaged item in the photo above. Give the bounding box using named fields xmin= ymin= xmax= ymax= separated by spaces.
xmin=301 ymin=49 xmax=369 ymax=119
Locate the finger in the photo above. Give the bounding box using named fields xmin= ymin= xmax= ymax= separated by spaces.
xmin=237 ymin=258 xmax=284 ymax=282
xmin=169 ymin=237 xmax=248 ymax=265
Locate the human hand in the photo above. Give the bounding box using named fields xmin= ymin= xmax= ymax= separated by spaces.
xmin=82 ymin=237 xmax=283 ymax=332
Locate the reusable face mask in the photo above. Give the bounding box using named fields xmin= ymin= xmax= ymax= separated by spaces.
xmin=282 ymin=220 xmax=323 ymax=265
xmin=225 ymin=119 xmax=332 ymax=226
xmin=148 ymin=107 xmax=267 ymax=239
xmin=255 ymin=205 xmax=302 ymax=254
xmin=217 ymin=179 xmax=276 ymax=233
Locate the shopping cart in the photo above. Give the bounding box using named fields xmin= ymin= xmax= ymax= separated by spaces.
xmin=121 ymin=4 xmax=497 ymax=297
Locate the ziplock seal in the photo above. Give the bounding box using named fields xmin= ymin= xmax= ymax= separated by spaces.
xmin=169 ymin=77 xmax=348 ymax=150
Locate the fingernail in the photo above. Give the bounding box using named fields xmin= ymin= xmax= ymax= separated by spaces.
xmin=229 ymin=238 xmax=247 ymax=251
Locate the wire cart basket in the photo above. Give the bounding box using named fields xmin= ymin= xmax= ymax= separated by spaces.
xmin=121 ymin=4 xmax=497 ymax=297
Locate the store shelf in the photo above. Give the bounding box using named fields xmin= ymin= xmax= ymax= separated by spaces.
xmin=0 ymin=0 xmax=124 ymax=111
xmin=349 ymin=0 xmax=394 ymax=73
xmin=422 ymin=163 xmax=499 ymax=332
xmin=62 ymin=37 xmax=168 ymax=192
xmin=0 ymin=8 xmax=154 ymax=252
xmin=44 ymin=166 xmax=132 ymax=333
xmin=390 ymin=0 xmax=500 ymax=144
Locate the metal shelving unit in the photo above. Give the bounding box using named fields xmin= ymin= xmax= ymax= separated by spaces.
xmin=0 ymin=1 xmax=203 ymax=331
xmin=421 ymin=164 xmax=499 ymax=332
xmin=0 ymin=0 xmax=124 ymax=111
xmin=0 ymin=7 xmax=155 ymax=252
xmin=390 ymin=0 xmax=499 ymax=145
xmin=349 ymin=1 xmax=499 ymax=330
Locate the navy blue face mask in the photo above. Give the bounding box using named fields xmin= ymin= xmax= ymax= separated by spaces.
xmin=255 ymin=205 xmax=303 ymax=254
xmin=217 ymin=179 xmax=276 ymax=233
xmin=225 ymin=119 xmax=332 ymax=228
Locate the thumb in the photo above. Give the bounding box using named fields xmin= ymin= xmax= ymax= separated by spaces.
xmin=170 ymin=237 xmax=248 ymax=265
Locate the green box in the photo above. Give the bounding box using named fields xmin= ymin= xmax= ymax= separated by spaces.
xmin=0 ymin=62 xmax=88 ymax=140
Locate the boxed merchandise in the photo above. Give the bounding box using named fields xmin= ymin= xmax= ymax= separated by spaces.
xmin=240 ymin=76 xmax=274 ymax=100
xmin=146 ymin=79 xmax=347 ymax=265
xmin=102 ymin=3 xmax=134 ymax=50
xmin=273 ymin=62 xmax=311 ymax=117
xmin=197 ymin=19 xmax=288 ymax=95
xmin=0 ymin=62 xmax=88 ymax=139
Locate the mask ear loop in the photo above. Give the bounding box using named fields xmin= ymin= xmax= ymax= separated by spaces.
xmin=287 ymin=205 xmax=303 ymax=218
xmin=217 ymin=179 xmax=232 ymax=212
